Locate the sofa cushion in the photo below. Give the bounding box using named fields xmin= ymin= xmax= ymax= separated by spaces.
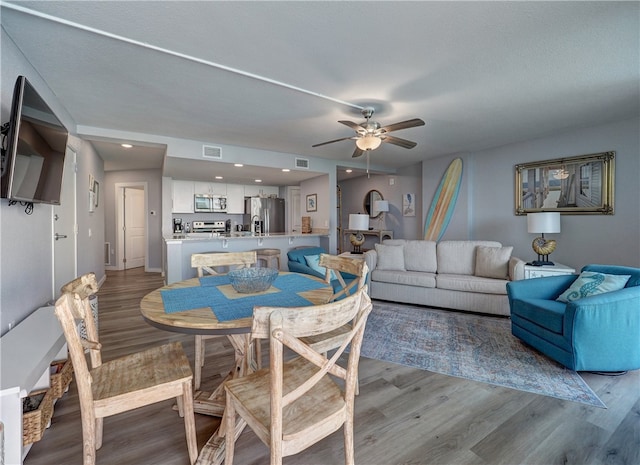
xmin=436 ymin=273 xmax=508 ymax=295
xmin=475 ymin=246 xmax=513 ymax=279
xmin=304 ymin=254 xmax=337 ymax=280
xmin=371 ymin=269 xmax=436 ymax=288
xmin=375 ymin=243 xmax=406 ymax=271
xmin=382 ymin=239 xmax=438 ymax=272
xmin=437 ymin=241 xmax=502 ymax=275
xmin=511 ymin=298 xmax=566 ymax=334
xmin=557 ymin=271 xmax=631 ymax=303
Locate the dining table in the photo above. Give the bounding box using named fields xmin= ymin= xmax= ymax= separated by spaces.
xmin=139 ymin=270 xmax=333 ymax=465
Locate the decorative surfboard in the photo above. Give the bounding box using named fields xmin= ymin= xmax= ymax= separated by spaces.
xmin=424 ymin=158 xmax=463 ymax=241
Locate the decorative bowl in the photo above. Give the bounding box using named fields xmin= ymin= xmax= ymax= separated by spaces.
xmin=227 ymin=267 xmax=278 ymax=293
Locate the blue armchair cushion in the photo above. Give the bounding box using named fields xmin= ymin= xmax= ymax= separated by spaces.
xmin=557 ymin=271 xmax=631 ymax=303
xmin=304 ymin=254 xmax=337 ymax=280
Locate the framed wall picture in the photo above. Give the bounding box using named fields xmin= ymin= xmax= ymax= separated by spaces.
xmin=306 ymin=194 xmax=317 ymax=212
xmin=514 ymin=151 xmax=614 ymax=215
xmin=403 ymin=193 xmax=415 ymax=216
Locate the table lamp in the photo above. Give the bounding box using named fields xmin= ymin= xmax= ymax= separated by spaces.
xmin=348 ymin=213 xmax=369 ymax=254
xmin=527 ymin=212 xmax=560 ymax=266
xmin=374 ymin=200 xmax=389 ymax=228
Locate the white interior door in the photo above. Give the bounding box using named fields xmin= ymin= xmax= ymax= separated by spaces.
xmin=288 ymin=187 xmax=301 ymax=233
xmin=53 ymin=147 xmax=77 ymax=297
xmin=124 ymin=187 xmax=146 ymax=269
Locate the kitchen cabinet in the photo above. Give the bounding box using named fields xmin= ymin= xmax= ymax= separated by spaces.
xmin=172 ymin=180 xmax=195 ymax=213
xmin=226 ymin=184 xmax=245 ymax=214
xmin=244 ymin=185 xmax=279 ymax=197
xmin=194 ymin=181 xmax=227 ymax=195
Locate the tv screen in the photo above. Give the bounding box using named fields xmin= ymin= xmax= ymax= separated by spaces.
xmin=1 ymin=75 xmax=68 ymax=205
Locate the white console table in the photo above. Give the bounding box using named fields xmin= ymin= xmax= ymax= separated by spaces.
xmin=342 ymin=229 xmax=393 ymax=253
xmin=0 ymin=306 xmax=67 ymax=465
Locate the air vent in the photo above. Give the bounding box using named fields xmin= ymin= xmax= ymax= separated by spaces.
xmin=202 ymin=145 xmax=222 ymax=159
xmin=295 ymin=157 xmax=309 ymax=169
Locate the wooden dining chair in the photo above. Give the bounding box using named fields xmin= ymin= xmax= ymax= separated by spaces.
xmin=223 ymin=288 xmax=373 ymax=465
xmin=302 ymin=254 xmax=369 ymax=353
xmin=55 ymin=273 xmax=198 ymax=465
xmin=191 ymin=251 xmax=257 ymax=389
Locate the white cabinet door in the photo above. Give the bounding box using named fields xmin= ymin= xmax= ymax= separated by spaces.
xmin=226 ymin=184 xmax=245 ymax=214
xmin=244 ymin=185 xmax=279 ymax=197
xmin=194 ymin=182 xmax=227 ymax=195
xmin=172 ymin=180 xmax=194 ymax=213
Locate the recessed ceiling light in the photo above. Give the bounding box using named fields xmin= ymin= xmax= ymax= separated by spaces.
xmin=215 ymin=176 xmax=223 ymax=179
xmin=282 ymin=168 xmax=290 ymax=172
xmin=345 ymin=169 xmax=353 ymax=173
xmin=234 ymin=163 xmax=243 ymax=167
xmin=121 ymin=143 xmax=133 ymax=148
xmin=255 ymin=179 xmax=262 ymax=183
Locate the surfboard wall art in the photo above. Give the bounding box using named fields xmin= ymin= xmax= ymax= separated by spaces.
xmin=424 ymin=157 xmax=463 ymax=241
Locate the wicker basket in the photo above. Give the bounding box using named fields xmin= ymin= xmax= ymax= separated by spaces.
xmin=23 ymin=388 xmax=53 ymax=446
xmin=50 ymin=359 xmax=73 ymax=399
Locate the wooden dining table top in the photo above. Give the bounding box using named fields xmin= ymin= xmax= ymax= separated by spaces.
xmin=140 ymin=271 xmax=333 ymax=335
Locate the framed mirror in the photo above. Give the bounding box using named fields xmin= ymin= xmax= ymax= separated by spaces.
xmin=363 ymin=190 xmax=383 ymax=218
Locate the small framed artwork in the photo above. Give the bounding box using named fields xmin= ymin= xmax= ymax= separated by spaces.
xmin=403 ymin=193 xmax=415 ymax=216
xmin=514 ymin=151 xmax=615 ymax=215
xmin=306 ymin=194 xmax=317 ymax=212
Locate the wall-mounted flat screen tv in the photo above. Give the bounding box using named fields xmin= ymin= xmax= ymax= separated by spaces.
xmin=1 ymin=75 xmax=69 ymax=205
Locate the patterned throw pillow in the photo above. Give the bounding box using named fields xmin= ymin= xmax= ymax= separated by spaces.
xmin=304 ymin=254 xmax=337 ymax=280
xmin=556 ymin=271 xmax=631 ymax=303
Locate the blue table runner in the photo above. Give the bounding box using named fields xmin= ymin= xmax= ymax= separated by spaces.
xmin=160 ymin=274 xmax=327 ymax=322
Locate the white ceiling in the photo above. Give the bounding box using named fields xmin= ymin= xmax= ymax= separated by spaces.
xmin=2 ymin=1 xmax=638 ymax=185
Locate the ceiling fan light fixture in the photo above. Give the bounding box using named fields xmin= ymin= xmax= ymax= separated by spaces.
xmin=356 ymin=134 xmax=382 ymax=151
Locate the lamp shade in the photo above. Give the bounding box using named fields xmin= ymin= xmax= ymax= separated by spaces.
xmin=355 ymin=134 xmax=382 ymax=151
xmin=527 ymin=212 xmax=561 ymax=234
xmin=374 ymin=200 xmax=389 ymax=213
xmin=349 ymin=213 xmax=369 ymax=231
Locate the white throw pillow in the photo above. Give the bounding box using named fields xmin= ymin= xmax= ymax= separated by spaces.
xmin=475 ymin=246 xmax=513 ymax=279
xmin=375 ymin=244 xmax=406 ymax=271
xmin=557 ymin=271 xmax=630 ymax=303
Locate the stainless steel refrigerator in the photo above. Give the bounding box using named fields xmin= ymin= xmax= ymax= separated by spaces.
xmin=243 ymin=197 xmax=285 ymax=234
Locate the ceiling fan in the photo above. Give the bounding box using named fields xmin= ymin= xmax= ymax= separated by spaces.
xmin=312 ymin=107 xmax=425 ymax=158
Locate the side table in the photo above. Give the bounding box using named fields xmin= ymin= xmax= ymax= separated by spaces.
xmin=524 ymin=263 xmax=576 ymax=279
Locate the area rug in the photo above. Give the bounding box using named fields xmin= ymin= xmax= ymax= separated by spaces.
xmin=360 ymin=302 xmax=606 ymax=408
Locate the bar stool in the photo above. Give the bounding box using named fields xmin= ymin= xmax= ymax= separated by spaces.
xmin=253 ymin=248 xmax=281 ymax=269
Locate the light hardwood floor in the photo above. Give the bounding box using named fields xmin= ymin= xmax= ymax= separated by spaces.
xmin=25 ymin=268 xmax=639 ymax=465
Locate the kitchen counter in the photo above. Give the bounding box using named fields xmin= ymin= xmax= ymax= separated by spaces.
xmin=163 ymin=231 xmax=330 ymax=284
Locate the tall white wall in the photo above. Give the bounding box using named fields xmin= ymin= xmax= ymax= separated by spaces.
xmin=0 ymin=30 xmax=105 ymax=336
xmin=422 ymin=117 xmax=640 ymax=270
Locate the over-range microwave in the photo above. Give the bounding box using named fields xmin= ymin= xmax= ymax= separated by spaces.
xmin=194 ymin=194 xmax=227 ymax=212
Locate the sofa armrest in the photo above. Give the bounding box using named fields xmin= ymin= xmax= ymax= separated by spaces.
xmin=507 ymin=274 xmax=578 ymax=302
xmin=363 ymin=250 xmax=377 ymax=285
xmin=564 ymin=286 xmax=640 ymax=370
xmin=508 ymin=256 xmax=526 ymax=281
xmin=287 ymin=261 xmax=325 ymax=280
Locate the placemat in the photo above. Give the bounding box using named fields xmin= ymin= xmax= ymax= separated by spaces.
xmin=161 ymin=273 xmax=328 ymax=322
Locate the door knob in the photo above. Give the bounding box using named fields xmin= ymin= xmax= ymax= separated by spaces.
xmin=54 ymin=233 xmax=68 ymax=240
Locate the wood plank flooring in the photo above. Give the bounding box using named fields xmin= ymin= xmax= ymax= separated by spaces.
xmin=25 ymin=268 xmax=640 ymax=465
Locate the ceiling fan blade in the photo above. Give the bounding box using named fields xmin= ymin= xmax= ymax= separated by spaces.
xmin=352 ymin=146 xmax=365 ymax=158
xmin=379 ymin=118 xmax=425 ymax=133
xmin=381 ymin=134 xmax=418 ymax=149
xmin=312 ymin=136 xmax=355 ymax=148
xmin=338 ymin=120 xmax=363 ymax=131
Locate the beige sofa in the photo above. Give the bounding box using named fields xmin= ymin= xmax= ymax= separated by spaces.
xmin=363 ymin=240 xmax=525 ymax=316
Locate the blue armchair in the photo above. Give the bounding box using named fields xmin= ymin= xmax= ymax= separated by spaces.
xmin=507 ymin=264 xmax=640 ymax=372
xmin=287 ymin=247 xmax=359 ymax=297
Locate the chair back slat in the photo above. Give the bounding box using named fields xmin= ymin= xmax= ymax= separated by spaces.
xmin=253 ymin=289 xmax=372 ymax=410
xmin=191 ymin=251 xmax=257 ymax=277
xmin=318 ymin=254 xmax=368 ymax=301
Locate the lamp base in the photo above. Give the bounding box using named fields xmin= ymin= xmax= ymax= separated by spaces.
xmin=527 ymin=260 xmax=555 ymax=267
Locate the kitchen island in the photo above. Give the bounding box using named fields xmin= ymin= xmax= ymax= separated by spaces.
xmin=164 ymin=231 xmax=329 ymax=284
